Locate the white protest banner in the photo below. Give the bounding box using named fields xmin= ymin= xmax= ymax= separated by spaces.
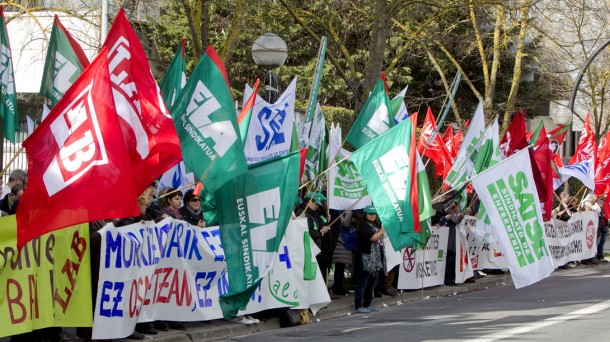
xmin=383 ymin=234 xmax=403 ymax=274
xmin=243 ymin=78 xmax=297 ymax=165
xmin=458 ymin=216 xmax=507 ymax=270
xmin=470 ymin=149 xmax=554 ymax=288
xmin=239 ymin=218 xmax=329 ymax=316
xmin=455 ymin=226 xmax=474 ymax=283
xmin=93 ymin=219 xmax=227 ymax=339
xmin=545 ymin=212 xmax=597 ymax=266
xmin=397 ymin=225 xmax=448 ymax=289
xmin=93 ymin=218 xmax=328 ymax=339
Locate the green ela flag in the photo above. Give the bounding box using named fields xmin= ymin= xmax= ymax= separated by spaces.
xmin=346 ymin=79 xmax=393 ymax=149
xmin=161 ymin=39 xmax=186 ymax=109
xmin=39 ymin=15 xmax=90 ymax=107
xmin=238 ymin=79 xmax=259 ymax=143
xmin=304 ymin=104 xmax=327 ymax=181
xmin=351 ymin=119 xmax=421 ymax=250
xmin=215 ymin=151 xmax=301 ymax=317
xmin=416 ymin=152 xmax=433 ymax=247
xmin=0 ymin=8 xmax=18 ymax=143
xmin=171 ymin=45 xmax=247 ymax=192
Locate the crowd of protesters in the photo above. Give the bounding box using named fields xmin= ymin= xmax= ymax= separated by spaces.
xmin=3 ymin=167 xmax=610 ymax=341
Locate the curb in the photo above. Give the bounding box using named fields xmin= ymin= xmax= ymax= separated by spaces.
xmin=115 ymin=272 xmax=513 ymax=342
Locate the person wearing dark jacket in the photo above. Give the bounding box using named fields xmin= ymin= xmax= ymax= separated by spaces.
xmin=179 ymin=189 xmax=206 ymax=227
xmin=354 ymin=206 xmax=384 ymax=313
xmin=303 ymin=192 xmax=333 ymax=286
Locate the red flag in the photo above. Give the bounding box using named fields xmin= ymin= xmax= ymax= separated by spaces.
xmin=16 ymin=50 xmax=140 ymax=248
xmin=499 ymin=110 xmax=528 ymax=158
xmin=102 ymin=8 xmax=182 ymax=193
xmin=417 ymin=107 xmax=451 ymax=178
xmin=442 ymin=125 xmax=455 ymax=158
xmin=547 ymin=124 xmax=569 ymax=168
xmin=595 ymin=131 xmax=610 ymax=195
xmin=531 ymin=126 xmax=553 ymax=221
xmin=299 ymin=147 xmax=309 ymax=181
xmin=569 ymin=113 xmax=596 ymax=165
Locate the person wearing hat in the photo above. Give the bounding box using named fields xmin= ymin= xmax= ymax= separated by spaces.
xmin=302 ymin=191 xmax=334 ymax=293
xmin=354 ymin=205 xmax=385 ymax=313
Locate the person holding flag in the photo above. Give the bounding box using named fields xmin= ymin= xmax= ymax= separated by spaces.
xmin=302 ymin=192 xmax=334 ymax=290
xmin=355 ymin=205 xmax=384 ymax=313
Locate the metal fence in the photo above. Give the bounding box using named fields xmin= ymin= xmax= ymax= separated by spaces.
xmin=1 ymin=120 xmax=28 ymax=185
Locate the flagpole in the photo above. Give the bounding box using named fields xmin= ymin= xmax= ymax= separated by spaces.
xmin=299 ymin=154 xmax=351 ymax=191
xmin=301 ymin=37 xmax=327 ymax=146
xmin=420 ymin=71 xmax=461 ymax=158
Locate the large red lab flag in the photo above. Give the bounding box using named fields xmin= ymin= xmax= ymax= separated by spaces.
xmin=102 ymin=8 xmax=182 ymax=193
xmin=499 ymin=110 xmax=528 ymax=158
xmin=16 ymin=50 xmax=140 ymax=249
xmin=417 ymin=107 xmax=451 ymax=178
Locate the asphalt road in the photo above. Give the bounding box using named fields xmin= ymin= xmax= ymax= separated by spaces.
xmin=234 ymin=265 xmax=610 ymax=342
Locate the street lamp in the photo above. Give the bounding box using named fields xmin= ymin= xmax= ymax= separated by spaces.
xmin=251 ymin=33 xmax=288 ymax=103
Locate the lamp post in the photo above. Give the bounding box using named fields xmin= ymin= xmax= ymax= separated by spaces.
xmin=550 ymin=102 xmax=573 ymax=194
xmin=550 ymin=103 xmax=573 ymax=164
xmin=251 ymin=33 xmax=288 ymax=103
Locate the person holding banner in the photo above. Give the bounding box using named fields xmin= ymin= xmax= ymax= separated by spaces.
xmin=179 ymin=189 xmax=206 ymax=227
xmin=155 ymin=187 xmax=184 ymax=222
xmin=303 ymin=192 xmax=334 ymax=290
xmin=354 ymin=206 xmax=384 ymax=313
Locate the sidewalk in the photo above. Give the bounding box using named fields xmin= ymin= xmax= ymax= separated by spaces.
xmin=111 ymin=271 xmax=514 ymax=342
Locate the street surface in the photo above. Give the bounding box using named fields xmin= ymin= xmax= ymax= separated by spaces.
xmin=234 ymin=265 xmax=610 ymax=342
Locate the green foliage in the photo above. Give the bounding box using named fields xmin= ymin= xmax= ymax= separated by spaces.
xmin=321 ymin=105 xmax=354 ymax=142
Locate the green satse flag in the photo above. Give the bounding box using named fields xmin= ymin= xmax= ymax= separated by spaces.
xmin=161 ymin=40 xmax=186 ymax=109
xmin=346 ymin=79 xmax=393 ymax=149
xmin=216 ymin=151 xmax=301 ymax=318
xmin=351 ymin=119 xmax=421 ymax=251
xmin=40 ymin=16 xmax=89 ymax=107
xmin=171 ymin=46 xmax=247 ymax=192
xmin=0 ymin=8 xmax=17 ymax=143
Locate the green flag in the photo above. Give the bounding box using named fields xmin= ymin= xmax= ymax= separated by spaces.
xmin=304 ymin=104 xmax=327 ymax=181
xmin=346 ymin=79 xmax=393 ymax=149
xmin=416 ymin=152 xmax=433 ymax=248
xmin=216 ymin=151 xmax=300 ymax=317
xmin=0 ymin=8 xmax=18 ymax=143
xmin=39 ymin=15 xmax=90 ymax=107
xmin=171 ymin=46 xmax=247 ymax=192
xmin=529 ymin=120 xmax=544 ymax=146
xmin=161 ymin=39 xmax=186 ymax=109
xmin=351 ymin=119 xmax=421 ymax=251
xmin=237 ymin=79 xmax=259 ymax=143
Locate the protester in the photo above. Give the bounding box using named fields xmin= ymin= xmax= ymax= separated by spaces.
xmin=113 ymin=185 xmax=160 ymax=339
xmin=302 ymin=191 xmax=334 ymax=293
xmin=330 ymin=209 xmax=354 ymax=296
xmin=1 ymin=169 xmax=26 ymax=199
xmin=156 ymin=187 xmax=184 ymax=222
xmin=354 ymin=205 xmax=384 ymax=313
xmin=179 ymin=189 xmax=206 ymax=227
xmin=0 ymin=183 xmax=23 ymax=215
xmin=554 ymin=192 xmax=574 ymax=221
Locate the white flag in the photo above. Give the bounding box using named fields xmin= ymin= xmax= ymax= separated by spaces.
xmin=470 ymin=149 xmax=554 ymax=288
xmin=243 ymin=78 xmax=297 ymax=165
xmin=444 ymin=101 xmax=486 ymax=190
xmin=327 ymin=123 xmax=371 ymax=210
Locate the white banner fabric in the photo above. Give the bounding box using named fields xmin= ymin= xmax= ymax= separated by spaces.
xmin=470 ymin=149 xmax=555 ymax=288
xmin=93 ymin=218 xmax=328 ymax=339
xmin=397 ymin=225 xmax=449 ymax=289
